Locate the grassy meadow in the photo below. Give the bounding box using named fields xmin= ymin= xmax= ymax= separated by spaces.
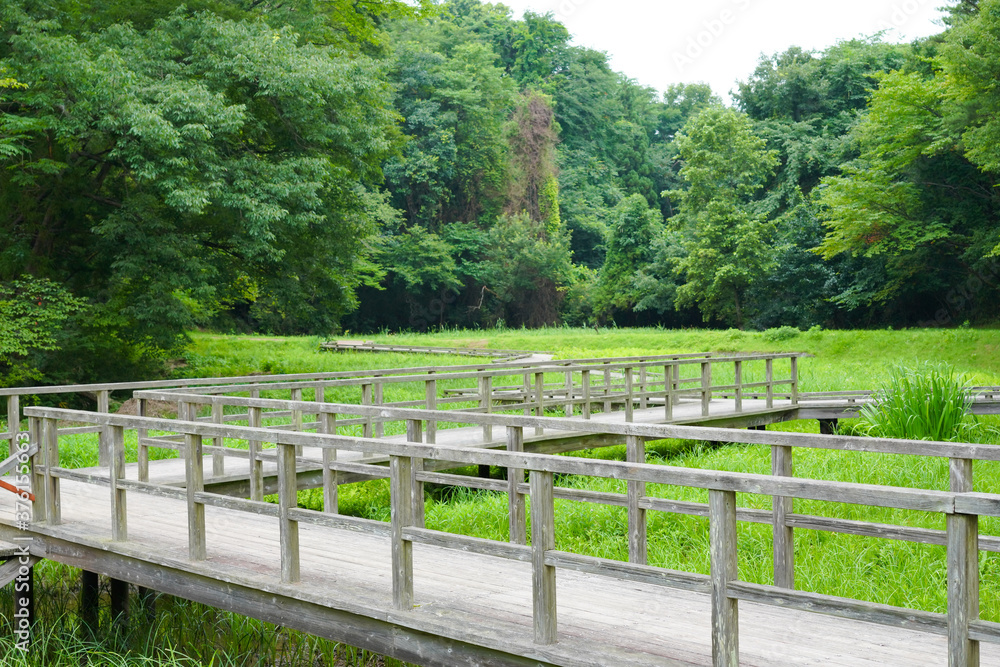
xmin=3 ymin=326 xmax=1000 ymax=665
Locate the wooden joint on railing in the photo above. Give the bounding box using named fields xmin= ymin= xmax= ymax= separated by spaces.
xmin=531 ymin=469 xmax=557 ymax=645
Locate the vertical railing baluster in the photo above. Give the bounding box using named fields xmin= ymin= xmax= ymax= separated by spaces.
xmin=479 ymin=375 xmax=493 ymax=443
xmin=772 ymin=445 xmax=794 ymax=590
xmin=624 ymin=367 xmax=634 ymax=423
xmin=321 ymin=412 xmax=338 ymax=514
xmin=425 ymin=378 xmax=437 ymax=444
xmin=766 ymin=358 xmax=774 ymax=408
xmin=701 ymin=362 xmax=712 ymax=417
xmin=627 ymin=435 xmax=646 ymax=565
xmin=534 ymin=372 xmax=544 ymax=435
xmin=790 ymin=356 xmax=799 ymax=405
xmin=185 ymin=432 xmax=206 ymax=560
xmin=362 ymin=383 xmax=373 ymax=440
xmin=6 ymin=395 xmax=19 ymax=458
xmin=603 ymin=364 xmax=612 ymax=414
xmin=406 ymin=419 xmax=425 ymax=529
xmin=507 ymin=426 xmax=526 ymax=545
xmin=97 ymin=390 xmax=110 ymax=466
xmin=373 ymin=378 xmax=384 ymax=439
xmin=709 ymin=489 xmax=739 ymax=667
xmin=948 ymin=458 xmax=980 ymax=667
xmin=29 ymin=417 xmax=44 ymax=523
xmin=109 ymin=424 xmax=126 ymax=540
xmin=278 ymin=439 xmax=300 ymax=583
xmin=531 ymin=469 xmax=557 ymax=645
xmin=212 ymin=402 xmax=225 ymax=477
xmin=582 ymin=370 xmax=592 ymax=419
xmin=43 ymin=418 xmax=60 ymax=525
xmin=138 ymin=398 xmax=149 ymax=482
xmin=248 ymin=406 xmax=263 ymax=502
xmin=390 ymin=454 xmax=414 ymax=610
xmin=734 ymin=360 xmax=743 ymax=414
xmin=564 ymin=370 xmax=574 ymax=417
xmin=639 ymin=366 xmax=648 ymax=410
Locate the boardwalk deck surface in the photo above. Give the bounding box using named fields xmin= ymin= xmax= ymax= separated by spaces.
xmin=2 ymin=479 xmax=994 ymax=666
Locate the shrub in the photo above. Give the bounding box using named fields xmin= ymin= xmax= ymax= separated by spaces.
xmin=858 ymin=363 xmax=972 ymax=441
xmin=761 ymin=326 xmax=801 ymax=342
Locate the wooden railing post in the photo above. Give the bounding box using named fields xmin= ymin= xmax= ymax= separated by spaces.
xmin=790 ymin=356 xmax=799 ymax=405
xmin=137 ymin=397 xmax=149 ymax=482
xmin=97 ymin=390 xmax=110 ymax=466
xmin=321 ymin=412 xmax=338 ymax=514
xmin=7 ymin=394 xmax=20 ymax=458
xmin=425 ymin=378 xmax=437 ymax=444
xmin=176 ymin=400 xmax=193 ymax=460
xmin=406 ymin=419 xmax=425 ymax=529
xmin=701 ymin=362 xmax=712 ymax=417
xmin=277 ymin=440 xmax=300 ymax=583
xmin=564 ymin=370 xmax=574 ymax=417
xmin=627 ymin=435 xmax=647 ymax=565
xmin=772 ymin=445 xmax=794 ymax=589
xmin=534 ymin=372 xmax=544 ymax=435
xmin=479 ymin=375 xmax=493 ymax=442
xmin=314 ymin=383 xmax=325 ymax=428
xmin=390 ymin=454 xmax=414 ymax=610
xmin=638 ymin=366 xmax=648 ymax=410
xmin=603 ymin=364 xmax=612 ymax=413
xmin=185 ymin=433 xmax=206 ymax=560
xmin=531 ymin=469 xmax=557 ymax=645
xmin=734 ymin=360 xmax=743 ymax=414
xmin=211 ymin=402 xmax=225 ymax=477
xmin=949 ymin=458 xmax=980 ymax=667
xmin=362 ymin=383 xmax=373 ymax=439
xmin=663 ymin=364 xmax=673 ymax=420
xmin=29 ymin=417 xmax=44 ymax=523
xmin=290 ymin=388 xmax=304 ymax=457
xmin=581 ymin=370 xmax=592 ymax=419
xmin=507 ymin=426 xmax=526 ymax=545
xmin=248 ymin=406 xmax=263 ymax=502
xmin=42 ymin=418 xmax=60 ymax=525
xmin=624 ymin=367 xmax=634 ymax=422
xmin=109 ymin=424 xmax=126 ymax=541
xmin=521 ymin=373 xmax=531 ymax=418
xmin=766 ymin=358 xmax=774 ymax=408
xmin=709 ymin=489 xmax=739 ymax=667
xmin=373 ymin=378 xmax=384 ymax=439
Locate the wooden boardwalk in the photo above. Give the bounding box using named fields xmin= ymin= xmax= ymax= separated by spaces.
xmin=4 ymin=354 xmax=1000 ymax=666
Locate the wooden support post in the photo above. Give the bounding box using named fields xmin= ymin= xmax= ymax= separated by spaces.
xmin=290 ymin=388 xmax=304 ymax=457
xmin=185 ymin=433 xmax=206 ymax=561
xmin=624 ymin=367 xmax=634 ymax=423
xmin=425 ymin=379 xmax=437 ymax=444
xmin=534 ymin=372 xmax=545 ymax=436
xmin=97 ymin=389 xmax=110 ymax=467
xmin=582 ymin=370 xmax=592 ymax=419
xmin=790 ymin=356 xmax=799 ymax=405
xmin=701 ymin=362 xmax=712 ymax=417
xmin=709 ymin=489 xmax=739 ymax=667
xmin=314 ymin=384 xmax=325 ymax=432
xmin=7 ymin=394 xmax=19 ymax=457
xmin=80 ymin=570 xmax=99 ymax=637
xmin=734 ymin=360 xmax=743 ymax=414
xmin=42 ymin=418 xmax=60 ymax=525
xmin=137 ymin=398 xmax=149 ymax=482
xmin=321 ymin=412 xmax=338 ymax=514
xmin=406 ymin=419 xmax=425 ymax=529
xmin=277 ymin=441 xmax=300 ymax=584
xmin=507 ymin=426 xmax=527 ymax=545
xmin=29 ymin=417 xmax=44 ymax=523
xmin=248 ymin=407 xmax=263 ymax=502
xmin=627 ymin=435 xmax=647 ymax=565
xmin=110 ymin=578 xmax=128 ymax=628
xmin=766 ymin=358 xmax=774 ymax=408
xmin=373 ymin=379 xmax=384 ymax=439
xmin=390 ymin=454 xmax=414 ymax=610
xmin=212 ymin=402 xmax=225 ymax=477
xmin=603 ymin=365 xmax=612 ymax=414
xmin=772 ymin=445 xmax=794 ymax=590
xmin=819 ymin=419 xmax=839 ymax=435
xmin=639 ymin=366 xmax=648 ymax=410
xmin=479 ymin=375 xmax=493 ymax=442
xmin=664 ymin=364 xmax=674 ymax=420
xmin=176 ymin=400 xmax=192 ymax=460
xmin=949 ymin=458 xmax=980 ymax=667
xmin=531 ymin=470 xmax=557 ymax=645
xmin=564 ymin=370 xmax=574 ymax=417
xmin=110 ymin=424 xmax=127 ymax=541
xmin=522 ymin=373 xmax=531 ymax=418
xmin=362 ymin=383 xmax=373 ymax=440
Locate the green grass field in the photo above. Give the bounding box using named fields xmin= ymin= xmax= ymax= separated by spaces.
xmin=4 ymin=326 xmax=1000 ymax=665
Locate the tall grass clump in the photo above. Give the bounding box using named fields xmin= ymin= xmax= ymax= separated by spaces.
xmin=858 ymin=363 xmax=973 ymax=441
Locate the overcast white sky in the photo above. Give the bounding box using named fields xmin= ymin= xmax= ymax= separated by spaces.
xmin=494 ymin=0 xmax=951 ymax=100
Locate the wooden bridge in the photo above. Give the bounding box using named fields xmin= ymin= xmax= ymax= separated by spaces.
xmin=3 ymin=352 xmax=1000 ymax=666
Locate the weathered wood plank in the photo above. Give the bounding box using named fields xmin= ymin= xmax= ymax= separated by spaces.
xmin=709 ymin=489 xmax=738 ymax=667
xmin=531 ymin=470 xmax=557 ymax=645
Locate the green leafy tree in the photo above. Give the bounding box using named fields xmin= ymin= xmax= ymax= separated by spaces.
xmin=594 ymin=194 xmax=662 ymax=320
xmin=668 ymin=107 xmax=779 ymax=328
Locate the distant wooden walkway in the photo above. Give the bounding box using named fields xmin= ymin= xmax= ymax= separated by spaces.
xmin=5 ymin=353 xmax=1000 ymax=666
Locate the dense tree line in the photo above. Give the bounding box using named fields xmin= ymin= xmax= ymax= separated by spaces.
xmin=1 ymin=0 xmax=998 ymax=385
